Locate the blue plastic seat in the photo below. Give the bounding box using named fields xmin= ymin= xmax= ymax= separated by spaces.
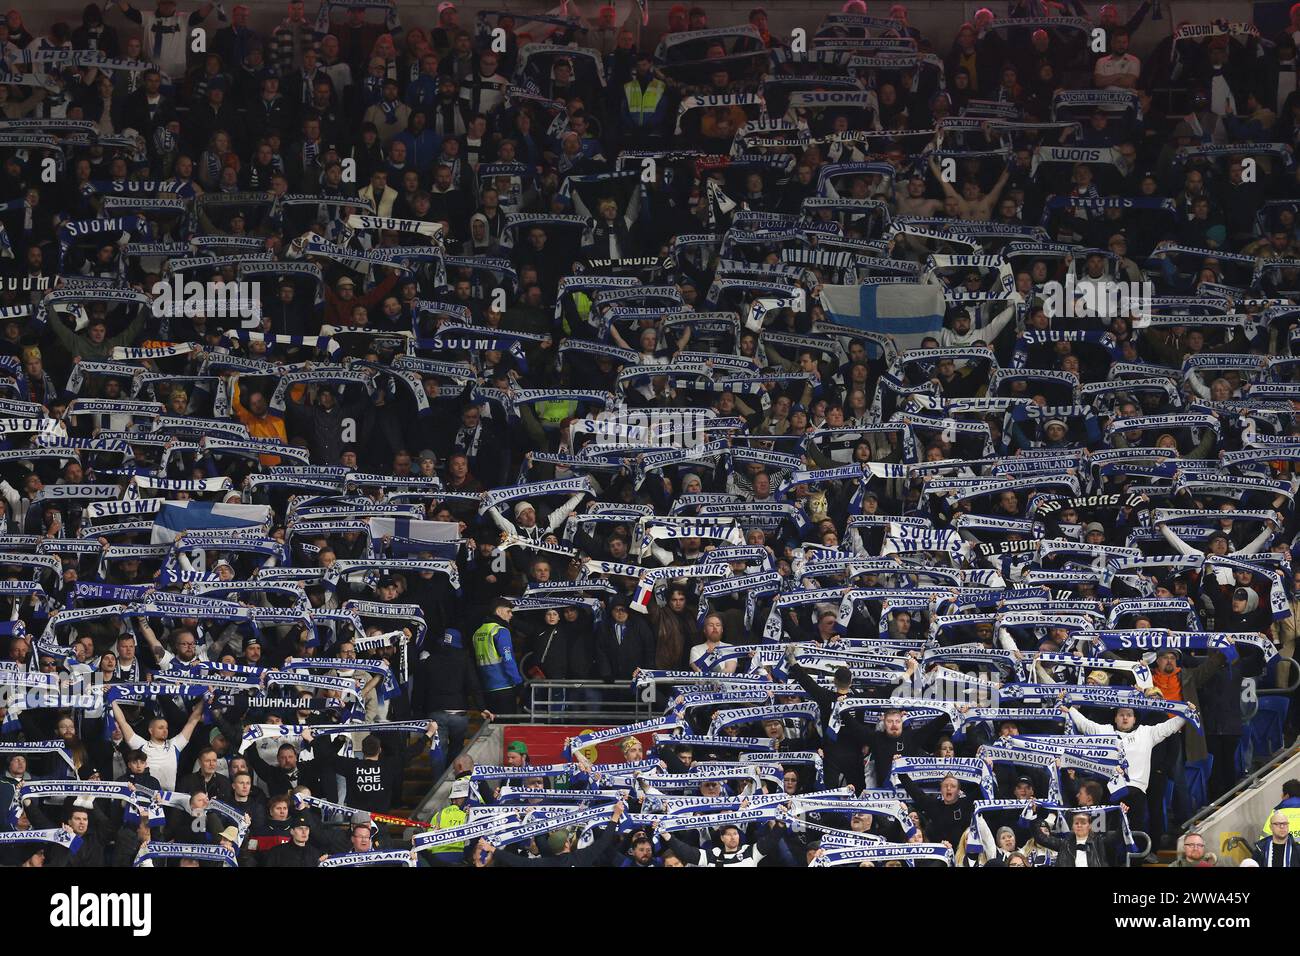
xmin=1247 ymin=697 xmax=1290 ymax=760
xmin=1184 ymin=756 xmax=1213 ymax=811
xmin=1234 ymin=736 xmax=1252 ymax=777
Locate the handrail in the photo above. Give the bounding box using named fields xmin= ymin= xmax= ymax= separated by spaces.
xmin=409 ymin=720 xmax=498 ymax=828
xmin=1181 ymin=740 xmax=1300 ymax=834
xmin=1123 ymin=830 xmax=1152 ymax=867
xmin=525 ymin=679 xmax=656 ymax=724
xmin=1259 ymin=655 xmax=1300 ymax=695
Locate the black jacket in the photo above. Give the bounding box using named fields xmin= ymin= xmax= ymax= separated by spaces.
xmin=263 ymin=839 xmax=321 ymax=867
xmin=493 ymin=825 xmax=619 ymax=867
xmin=789 ymin=661 xmax=870 ymax=791
xmin=597 ymin=615 xmax=656 ymax=681
xmin=244 ymin=743 xmax=331 ymax=798
xmin=899 ymin=773 xmax=975 ymax=847
xmin=24 ymin=801 xmax=110 ymax=867
xmin=1035 ymin=821 xmax=1123 ymax=867
xmin=412 ymin=638 xmax=479 ymax=713
xmin=315 ymin=735 xmax=429 ymax=812
xmin=1253 ymin=834 xmax=1300 ymax=867
xmin=177 ymin=770 xmax=234 ymax=803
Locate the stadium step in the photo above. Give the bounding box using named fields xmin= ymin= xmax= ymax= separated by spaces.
xmin=1141 ymin=850 xmax=1177 ymax=867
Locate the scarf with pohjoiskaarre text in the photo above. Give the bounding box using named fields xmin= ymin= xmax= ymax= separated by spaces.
xmin=320 ymin=849 xmax=416 ymax=867
xmin=0 ymin=828 xmax=81 ymax=852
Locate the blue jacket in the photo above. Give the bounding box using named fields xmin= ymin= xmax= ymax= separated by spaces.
xmin=471 ymin=615 xmax=523 ymax=691
xmin=394 ymin=128 xmax=442 ymax=173
xmin=405 ymin=74 xmax=440 ymax=111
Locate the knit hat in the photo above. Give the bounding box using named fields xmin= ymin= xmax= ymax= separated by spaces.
xmin=514 ymin=501 xmax=534 ymax=518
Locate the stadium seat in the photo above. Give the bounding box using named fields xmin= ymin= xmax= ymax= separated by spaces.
xmin=1246 ymin=697 xmax=1290 ymax=761
xmin=1184 ymin=757 xmax=1213 ymax=811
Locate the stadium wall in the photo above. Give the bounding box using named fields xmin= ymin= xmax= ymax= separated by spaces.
xmin=1192 ymin=743 xmax=1300 ymax=864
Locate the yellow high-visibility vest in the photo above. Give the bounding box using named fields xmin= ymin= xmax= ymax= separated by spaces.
xmin=624 ymin=78 xmax=665 ymax=124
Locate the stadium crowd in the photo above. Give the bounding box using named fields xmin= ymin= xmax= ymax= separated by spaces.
xmin=0 ymin=0 xmax=1296 ymax=868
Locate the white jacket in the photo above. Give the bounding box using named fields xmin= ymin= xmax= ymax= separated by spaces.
xmin=1067 ymin=707 xmax=1186 ymax=793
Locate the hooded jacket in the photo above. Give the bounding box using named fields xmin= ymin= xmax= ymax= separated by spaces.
xmin=412 ymin=629 xmax=480 ymax=713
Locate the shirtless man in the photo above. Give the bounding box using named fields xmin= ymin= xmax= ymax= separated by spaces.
xmin=929 ymin=156 xmax=1010 ymax=221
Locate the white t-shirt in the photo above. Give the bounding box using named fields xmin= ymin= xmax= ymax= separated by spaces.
xmin=125 ymin=729 xmax=192 ymax=790
xmin=690 ymin=641 xmax=736 ymax=673
xmin=1094 ymin=54 xmax=1140 ymax=108
xmin=140 ymin=10 xmax=190 ymax=81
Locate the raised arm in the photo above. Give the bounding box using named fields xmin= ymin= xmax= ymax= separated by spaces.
xmin=1234 ymin=519 xmax=1278 ymax=557
xmin=1158 ymin=522 xmax=1202 ymax=558
xmin=1064 ymin=705 xmax=1112 ymax=736
xmin=984 ymin=166 xmax=1011 ymax=209
xmin=112 ymin=700 xmax=148 ymax=750
xmin=544 ymin=492 xmax=587 ymax=533
xmin=929 ymin=156 xmax=960 ymax=201
xmin=1146 ymin=714 xmax=1187 ymax=745
xmin=176 ymin=697 xmax=205 ymax=749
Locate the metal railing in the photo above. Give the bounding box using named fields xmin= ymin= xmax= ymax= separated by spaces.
xmin=517 ymin=680 xmax=656 ymax=723
xmin=1181 ymin=739 xmax=1300 ymax=835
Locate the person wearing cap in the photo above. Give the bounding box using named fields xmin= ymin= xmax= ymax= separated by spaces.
xmin=285 ymin=376 xmax=371 ymax=466
xmin=431 ymin=0 xmax=459 ymax=54
xmin=1082 ymin=522 xmax=1107 ymax=545
xmin=504 ymin=739 xmax=529 ymax=767
xmin=937 ymin=299 xmax=1016 ymax=348
xmin=263 ymin=813 xmax=325 ymax=867
xmin=425 ymin=775 xmax=472 ymax=865
xmin=1190 ymin=33 xmax=1247 ymax=116
xmin=217 ymin=824 xmax=246 ymax=863
xmin=655 ymin=808 xmax=784 ymax=867
xmin=485 ymin=478 xmax=588 ymax=547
